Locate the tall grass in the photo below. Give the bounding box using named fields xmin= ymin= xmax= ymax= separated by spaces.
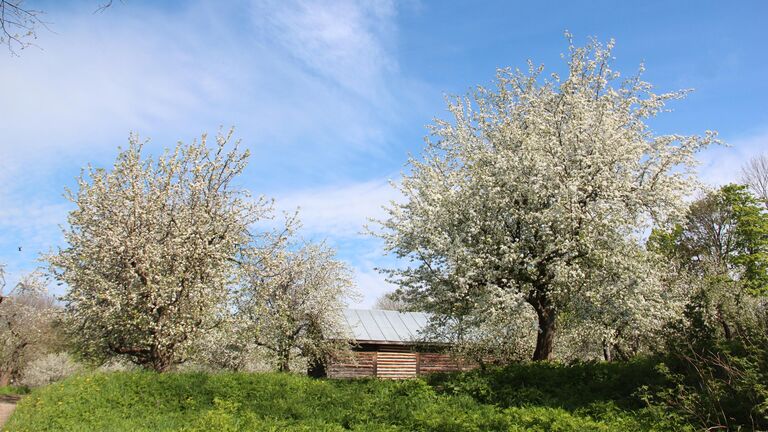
xmin=5 ymin=362 xmax=691 ymax=431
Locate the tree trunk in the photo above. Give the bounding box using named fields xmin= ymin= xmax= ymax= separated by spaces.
xmin=720 ymin=319 xmax=733 ymax=341
xmin=150 ymin=346 xmax=174 ymax=373
xmin=532 ymin=303 xmax=556 ymax=361
xmin=602 ymin=339 xmax=612 ymax=362
xmin=716 ymin=305 xmax=733 ymax=340
xmin=278 ymin=351 xmax=290 ymax=372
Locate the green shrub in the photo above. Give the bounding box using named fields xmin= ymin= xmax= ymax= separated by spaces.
xmin=426 ymin=357 xmax=668 ymax=410
xmin=644 ymin=341 xmax=768 ymax=430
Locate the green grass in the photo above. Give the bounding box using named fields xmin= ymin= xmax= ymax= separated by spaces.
xmin=4 ymin=361 xmax=691 ymax=431
xmin=0 ymin=386 xmax=29 ymax=396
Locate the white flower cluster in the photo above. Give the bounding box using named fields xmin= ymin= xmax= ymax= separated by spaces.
xmin=235 ymin=236 xmax=358 ymax=372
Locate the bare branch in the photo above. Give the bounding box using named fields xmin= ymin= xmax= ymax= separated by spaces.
xmin=741 ymin=153 xmax=768 ymax=209
xmin=0 ymin=0 xmax=46 ymax=55
xmin=94 ymin=0 xmax=123 ymax=14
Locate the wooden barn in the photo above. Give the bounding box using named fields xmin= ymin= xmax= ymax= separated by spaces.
xmin=324 ymin=309 xmax=474 ymax=379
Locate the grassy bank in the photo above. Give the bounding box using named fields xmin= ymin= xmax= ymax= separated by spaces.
xmin=4 ymin=361 xmax=689 ymax=431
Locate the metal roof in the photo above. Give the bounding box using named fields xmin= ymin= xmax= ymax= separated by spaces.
xmin=342 ymin=309 xmax=433 ymax=344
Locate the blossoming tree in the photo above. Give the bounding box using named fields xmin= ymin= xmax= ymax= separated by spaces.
xmin=237 ymin=237 xmax=357 ymax=373
xmin=377 ymin=36 xmax=716 ymax=360
xmin=49 ymin=130 xmax=273 ymax=372
xmin=0 ymin=268 xmax=58 ymax=385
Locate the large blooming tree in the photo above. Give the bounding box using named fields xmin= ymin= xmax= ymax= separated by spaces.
xmin=49 ymin=130 xmax=273 ymax=372
xmin=377 ymin=36 xmax=716 ymax=360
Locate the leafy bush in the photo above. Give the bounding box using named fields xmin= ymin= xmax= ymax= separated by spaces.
xmin=19 ymin=352 xmax=82 ymax=388
xmin=426 ymin=358 xmax=668 ymax=410
xmin=646 ymin=336 xmax=768 ymax=430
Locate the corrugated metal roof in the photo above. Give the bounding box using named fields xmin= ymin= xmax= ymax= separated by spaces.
xmin=342 ymin=309 xmax=434 ymax=344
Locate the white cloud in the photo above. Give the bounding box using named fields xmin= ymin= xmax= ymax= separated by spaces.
xmin=0 ymin=0 xmax=417 ymax=286
xmin=0 ymin=197 xmax=70 ymax=294
xmin=274 ymin=176 xmax=401 ymax=238
xmin=0 ymin=0 xmax=408 ymax=171
xmin=253 ymin=0 xmax=398 ymax=103
xmin=352 ymin=264 xmax=397 ymax=307
xmin=698 ymin=128 xmax=768 ymax=187
xmin=268 ymin=176 xmax=404 ymax=307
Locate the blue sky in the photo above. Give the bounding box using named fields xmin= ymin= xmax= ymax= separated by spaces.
xmin=2 ymin=0 xmax=767 ymax=306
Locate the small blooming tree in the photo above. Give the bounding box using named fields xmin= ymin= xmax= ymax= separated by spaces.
xmin=237 ymin=238 xmax=357 ymax=373
xmin=49 ymin=130 xmax=273 ymax=372
xmin=20 ymin=352 xmax=82 ymax=388
xmin=561 ymin=242 xmax=687 ymax=361
xmin=373 ymin=291 xmax=412 ymax=312
xmin=377 ymin=36 xmax=716 ymax=360
xmin=0 ymin=268 xmax=59 ymax=386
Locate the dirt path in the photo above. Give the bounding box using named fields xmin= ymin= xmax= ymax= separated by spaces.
xmin=0 ymin=395 xmax=21 ymax=429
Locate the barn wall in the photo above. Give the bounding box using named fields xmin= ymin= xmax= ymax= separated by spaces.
xmin=418 ymin=352 xmax=472 ymax=374
xmin=327 ymin=345 xmax=474 ymax=379
xmin=327 ymin=351 xmax=376 ymax=379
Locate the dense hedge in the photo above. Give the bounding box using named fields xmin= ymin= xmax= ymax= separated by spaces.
xmin=5 ymin=365 xmax=690 ymax=431
xmin=427 ymin=357 xmax=668 ymax=410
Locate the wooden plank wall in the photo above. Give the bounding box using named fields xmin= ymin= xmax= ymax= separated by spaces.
xmin=418 ymin=352 xmax=470 ymax=374
xmin=328 ymin=347 xmax=474 ymax=379
xmin=327 ymin=351 xmax=376 ymax=379
xmin=377 ymin=346 xmax=417 ymax=379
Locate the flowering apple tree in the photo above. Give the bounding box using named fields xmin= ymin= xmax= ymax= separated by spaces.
xmin=376 ymin=36 xmax=716 ymax=360
xmin=237 ymin=237 xmax=357 ymax=373
xmin=49 ymin=129 xmax=273 ymax=372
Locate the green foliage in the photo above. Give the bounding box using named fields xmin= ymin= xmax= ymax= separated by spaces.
xmin=646 ymin=183 xmax=768 ymax=430
xmin=426 ymin=358 xmax=667 ymax=410
xmin=425 ymin=359 xmax=691 ymax=431
xmin=650 ymin=184 xmax=768 ymax=296
xmin=648 ymin=305 xmax=768 ymax=430
xmin=4 ymin=367 xmax=690 ymax=431
xmin=0 ymin=385 xmax=29 ymax=396
xmin=723 ymin=184 xmax=768 ymax=295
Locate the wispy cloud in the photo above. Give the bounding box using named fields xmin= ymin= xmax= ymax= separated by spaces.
xmin=272 ymin=177 xmax=403 ymax=307
xmin=0 ymin=0 xmax=409 ymax=170
xmin=274 ymin=177 xmax=400 ymax=238
xmin=698 ymin=128 xmax=768 ymax=187
xmin=352 ymin=263 xmax=397 ymax=306
xmin=253 ymin=0 xmax=398 ymax=102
